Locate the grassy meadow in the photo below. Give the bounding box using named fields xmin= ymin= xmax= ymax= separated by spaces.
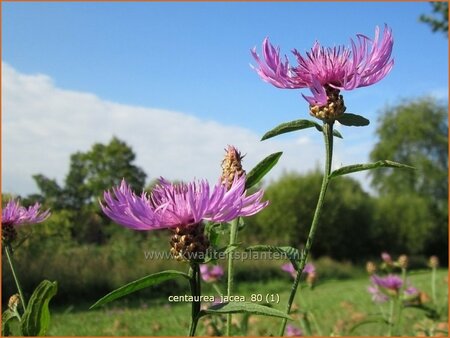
xmin=44 ymin=269 xmax=447 ymax=336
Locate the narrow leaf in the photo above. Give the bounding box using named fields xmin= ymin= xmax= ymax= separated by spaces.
xmin=332 ymin=129 xmax=343 ymax=139
xmin=90 ymin=270 xmax=189 ymax=309
xmin=337 ymin=113 xmax=370 ymax=126
xmin=21 ymin=280 xmax=57 ymax=336
xmin=245 ymin=245 xmax=301 ymax=270
xmin=329 ymin=160 xmax=415 ymax=179
xmin=200 ymin=302 xmax=291 ymax=320
xmin=261 ymin=119 xmax=319 ymax=141
xmin=245 ymin=152 xmax=282 ymax=189
xmin=2 ymin=309 xmax=20 ymax=336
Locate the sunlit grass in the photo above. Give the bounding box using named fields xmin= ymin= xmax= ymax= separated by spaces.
xmin=48 ymin=269 xmax=447 ymax=336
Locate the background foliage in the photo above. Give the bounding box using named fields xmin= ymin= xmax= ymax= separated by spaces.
xmin=2 ymin=97 xmax=448 ymax=304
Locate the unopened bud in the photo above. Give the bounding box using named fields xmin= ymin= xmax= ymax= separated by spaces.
xmin=366 ymin=261 xmax=377 ymax=275
xmin=429 ymin=256 xmax=439 ymax=269
xmin=221 ymin=145 xmax=245 ymax=190
xmin=398 ymin=255 xmax=408 ymax=269
xmin=8 ymin=294 xmax=20 ymax=311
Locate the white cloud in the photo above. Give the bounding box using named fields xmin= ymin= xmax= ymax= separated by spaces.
xmin=2 ymin=62 xmax=375 ymax=196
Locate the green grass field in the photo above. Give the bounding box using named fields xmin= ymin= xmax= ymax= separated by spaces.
xmin=46 ymin=269 xmax=448 ymax=336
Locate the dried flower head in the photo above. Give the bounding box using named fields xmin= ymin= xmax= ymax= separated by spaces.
xmin=251 ymin=25 xmax=394 ymax=120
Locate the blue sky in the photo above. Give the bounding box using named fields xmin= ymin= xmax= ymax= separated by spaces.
xmin=2 ymin=2 xmax=448 ymax=195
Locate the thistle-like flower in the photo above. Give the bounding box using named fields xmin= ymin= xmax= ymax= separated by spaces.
xmin=281 ymin=262 xmax=315 ymax=280
xmin=251 ymin=25 xmax=394 ymax=120
xmin=286 ymin=324 xmax=303 ymax=336
xmin=368 ymin=274 xmax=418 ymax=303
xmin=101 ymin=176 xmax=268 ymax=260
xmin=1 ymin=199 xmax=50 ymax=243
xmin=200 ymin=264 xmax=224 ymax=283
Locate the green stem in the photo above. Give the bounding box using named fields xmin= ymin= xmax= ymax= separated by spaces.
xmin=226 ymin=218 xmax=239 ymax=336
xmin=388 ymin=299 xmax=395 ymax=336
xmin=392 ymin=268 xmax=407 ymax=335
xmin=431 ymin=266 xmax=437 ymax=305
xmin=278 ymin=122 xmax=334 ymax=336
xmin=188 ymin=263 xmax=201 ymax=337
xmin=4 ymin=244 xmax=27 ymax=313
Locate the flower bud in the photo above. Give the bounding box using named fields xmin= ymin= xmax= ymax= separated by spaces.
xmin=8 ymin=294 xmax=20 ymax=312
xmin=221 ymin=145 xmax=245 ymax=190
xmin=397 ymin=254 xmax=408 ymax=269
xmin=366 ymin=261 xmax=377 ymax=275
xmin=428 ymin=255 xmax=439 ymax=269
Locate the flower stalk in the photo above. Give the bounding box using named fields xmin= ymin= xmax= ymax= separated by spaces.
xmin=4 ymin=244 xmax=27 ymax=313
xmin=188 ymin=263 xmax=202 ymax=337
xmin=278 ymin=122 xmax=334 ymax=336
xmin=226 ymin=217 xmax=239 ymax=336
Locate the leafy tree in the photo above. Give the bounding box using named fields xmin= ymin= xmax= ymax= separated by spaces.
xmin=31 ymin=137 xmax=147 ymax=243
xmin=420 ymin=2 xmax=449 ymax=36
xmin=370 ymin=97 xmax=448 ymax=260
xmin=244 ymin=171 xmax=376 ymax=261
xmin=33 ymin=137 xmax=146 ymax=211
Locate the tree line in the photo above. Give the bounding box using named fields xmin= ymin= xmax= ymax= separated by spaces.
xmin=5 ymin=97 xmax=448 ymax=263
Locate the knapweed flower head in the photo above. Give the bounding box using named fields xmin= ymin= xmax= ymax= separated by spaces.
xmin=200 ymin=264 xmax=224 ymax=283
xmin=251 ymin=25 xmax=393 ymax=120
xmin=1 ymin=199 xmax=50 ymax=243
xmin=101 ymin=175 xmax=267 ymax=230
xmin=101 ymin=175 xmax=268 ymax=260
xmin=368 ymin=274 xmax=418 ymax=303
xmin=281 ymin=262 xmax=315 ymax=279
xmin=286 ymin=324 xmax=303 ymax=336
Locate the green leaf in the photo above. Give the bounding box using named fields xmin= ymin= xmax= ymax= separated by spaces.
xmin=332 ymin=129 xmax=343 ymax=139
xmin=21 ymin=280 xmax=57 ymax=336
xmin=2 ymin=309 xmax=20 ymax=336
xmin=245 ymin=152 xmax=283 ymax=189
xmin=245 ymin=245 xmax=301 ymax=270
xmin=337 ymin=113 xmax=370 ymax=126
xmin=329 ymin=160 xmax=415 ymax=180
xmin=199 ymin=302 xmax=291 ymax=320
xmin=90 ymin=270 xmax=189 ymax=309
xmin=261 ymin=119 xmax=319 ymax=140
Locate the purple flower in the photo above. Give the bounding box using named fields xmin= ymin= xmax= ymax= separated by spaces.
xmin=381 ymin=252 xmax=393 ymax=264
xmin=286 ymin=324 xmax=303 ymax=336
xmin=303 ymin=263 xmax=315 ymax=275
xmin=371 ymin=274 xmax=403 ymax=291
xmin=2 ymin=199 xmax=50 ymax=227
xmin=281 ymin=262 xmax=315 ymax=279
xmin=251 ymin=25 xmax=394 ymax=106
xmin=367 ymin=285 xmax=389 ymax=303
xmin=281 ymin=263 xmax=296 ymax=278
xmin=200 ymin=264 xmax=224 ymax=283
xmin=368 ymin=274 xmax=418 ymax=303
xmin=100 ymin=175 xmax=268 ymax=230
